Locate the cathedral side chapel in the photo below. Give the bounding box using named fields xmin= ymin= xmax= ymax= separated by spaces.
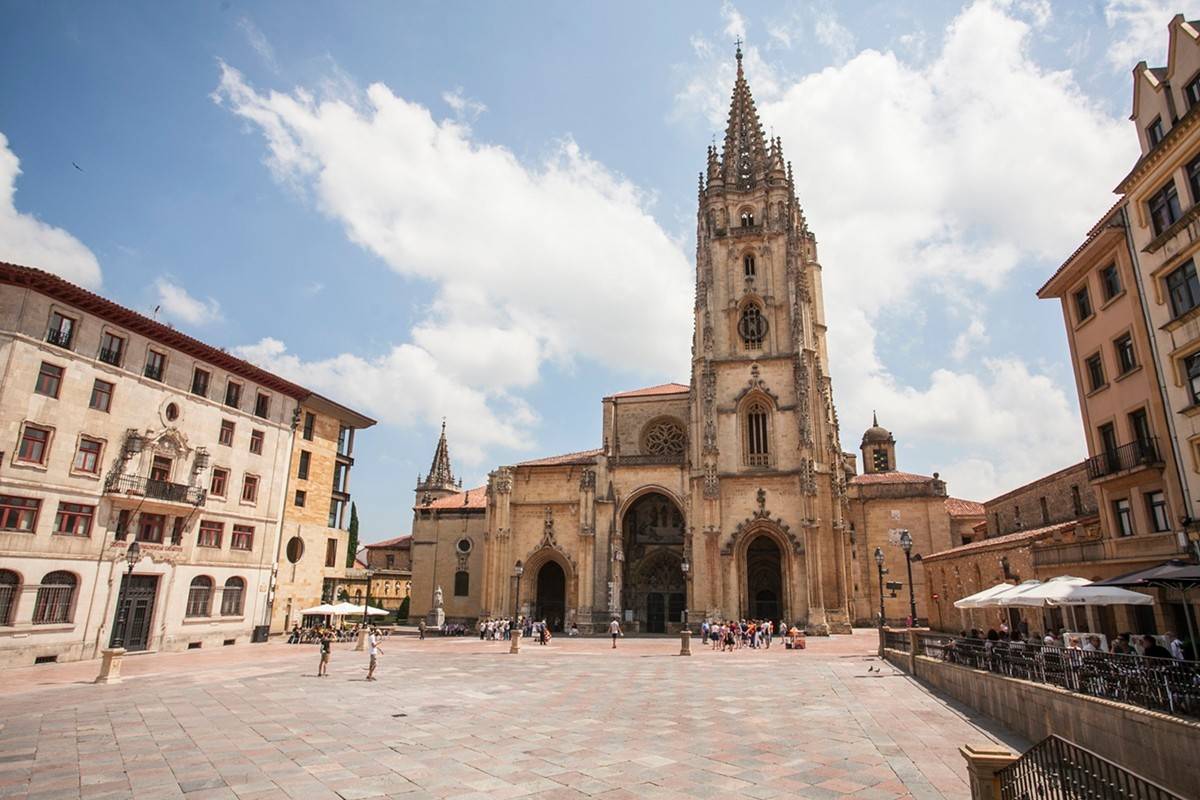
xmin=407 ymin=48 xmax=979 ymax=634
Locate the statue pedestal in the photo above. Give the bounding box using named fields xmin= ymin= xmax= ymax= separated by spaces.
xmin=509 ymin=629 xmax=522 ymax=654
xmin=355 ymin=629 xmax=367 ymax=651
xmin=679 ymin=630 xmax=692 ymax=656
xmin=95 ymin=648 xmax=126 ymax=684
xmin=426 ymin=608 xmax=445 ymax=630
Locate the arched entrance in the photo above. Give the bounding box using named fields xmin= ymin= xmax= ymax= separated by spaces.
xmin=746 ymin=535 xmax=783 ymax=621
xmin=621 ymin=491 xmax=685 ymax=633
xmin=535 ymin=561 xmax=566 ymax=631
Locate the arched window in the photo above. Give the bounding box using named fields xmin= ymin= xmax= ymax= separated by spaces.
xmin=186 ymin=576 xmax=213 ymax=617
xmin=740 ymin=210 xmax=755 ymax=227
xmin=33 ymin=571 xmax=76 ymax=625
xmin=220 ymin=577 xmax=245 ymax=616
xmin=738 ymin=304 xmax=767 ymax=349
xmin=0 ymin=570 xmax=20 ymax=626
xmin=743 ymin=254 xmax=756 ymax=278
xmin=354 ymin=589 xmax=363 ymax=604
xmin=454 ymin=570 xmax=470 ymax=597
xmin=745 ymin=401 xmax=770 ymax=467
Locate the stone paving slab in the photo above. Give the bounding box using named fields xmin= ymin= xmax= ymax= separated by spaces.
xmin=0 ymin=630 xmax=1025 ymax=798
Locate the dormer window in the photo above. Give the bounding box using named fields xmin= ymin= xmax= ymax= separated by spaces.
xmin=1147 ymin=116 xmax=1165 ymax=148
xmin=743 ymin=254 xmax=756 ymax=278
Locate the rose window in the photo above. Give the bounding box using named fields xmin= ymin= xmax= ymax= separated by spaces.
xmin=644 ymin=421 xmax=686 ymax=456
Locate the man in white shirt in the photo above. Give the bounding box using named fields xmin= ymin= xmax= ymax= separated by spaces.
xmin=367 ymin=629 xmax=382 ymax=681
xmin=1167 ymin=632 xmax=1186 ymax=661
xmin=609 ymin=618 xmax=621 ymax=648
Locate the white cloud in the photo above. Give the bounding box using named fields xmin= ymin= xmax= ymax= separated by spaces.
xmin=721 ymin=0 xmax=747 ymax=41
xmin=951 ymin=319 xmax=989 ymax=362
xmin=237 ymin=16 xmax=279 ymax=74
xmin=1104 ymin=1 xmax=1200 ymax=71
xmin=153 ymin=277 xmax=222 ymax=326
xmin=214 ymin=62 xmax=693 ymax=462
xmin=0 ymin=132 xmax=101 ymax=288
xmin=814 ymin=10 xmax=855 ymax=63
xmin=442 ymin=87 xmax=486 ymax=122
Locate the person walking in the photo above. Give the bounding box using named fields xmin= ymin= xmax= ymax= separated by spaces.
xmin=610 ymin=617 xmax=622 ymax=648
xmin=317 ymin=631 xmax=332 ymax=677
xmin=418 ymin=618 xmax=426 ymax=640
xmin=367 ymin=628 xmax=383 ymax=681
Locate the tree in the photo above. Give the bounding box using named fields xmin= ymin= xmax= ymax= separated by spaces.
xmin=396 ymin=596 xmax=410 ymax=623
xmin=346 ymin=502 xmax=359 ymax=567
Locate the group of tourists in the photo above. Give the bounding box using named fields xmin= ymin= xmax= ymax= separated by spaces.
xmin=959 ymin=625 xmax=1190 ymax=660
xmin=287 ymin=623 xmax=363 ymax=644
xmin=473 ymin=616 xmax=562 ymax=644
xmin=700 ymin=619 xmax=806 ymax=651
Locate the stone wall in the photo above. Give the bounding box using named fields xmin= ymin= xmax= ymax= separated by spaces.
xmin=985 ymin=462 xmax=1096 ymax=537
xmin=881 ymin=646 xmax=1200 ymax=799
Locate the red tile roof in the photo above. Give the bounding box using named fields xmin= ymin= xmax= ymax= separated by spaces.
xmin=849 ymin=470 xmax=935 ymax=485
xmin=518 ymin=448 xmax=604 ymax=466
xmin=424 ymin=485 xmax=487 ymax=509
xmin=607 ymin=382 xmax=689 ymax=399
xmin=923 ymin=517 xmax=1095 ymax=561
xmin=945 ymin=497 xmax=985 ymax=517
xmin=366 ymin=535 xmax=412 ymax=549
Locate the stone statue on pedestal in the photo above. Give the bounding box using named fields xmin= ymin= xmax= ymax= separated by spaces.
xmin=427 ymin=584 xmax=445 ymax=629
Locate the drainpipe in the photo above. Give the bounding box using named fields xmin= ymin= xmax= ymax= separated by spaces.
xmin=1121 ymin=205 xmax=1195 ymax=524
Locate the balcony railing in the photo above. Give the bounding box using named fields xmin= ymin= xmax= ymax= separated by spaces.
xmin=1086 ymin=438 xmax=1161 ymax=481
xmin=98 ymin=347 xmax=122 ymax=366
xmin=105 ymin=473 xmax=206 ymax=506
xmin=143 ymin=362 xmax=164 ymax=382
xmin=45 ymin=328 xmax=73 ymax=349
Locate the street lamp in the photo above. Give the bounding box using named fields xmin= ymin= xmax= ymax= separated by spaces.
xmin=873 ymin=547 xmax=887 ymax=628
xmin=512 ymin=561 xmax=524 ymax=621
xmin=111 ymin=540 xmax=140 ymax=649
xmin=680 ymin=556 xmax=690 ymax=631
xmin=899 ymin=529 xmax=918 ymax=625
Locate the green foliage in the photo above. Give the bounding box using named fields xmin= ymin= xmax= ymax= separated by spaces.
xmin=396 ymin=596 xmax=410 ymax=622
xmin=346 ymin=502 xmax=359 ymax=568
xmin=337 ymin=588 xmax=349 ymax=602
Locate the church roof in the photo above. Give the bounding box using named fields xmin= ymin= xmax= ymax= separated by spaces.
xmin=849 ymin=470 xmax=935 ymax=486
xmin=366 ymin=534 xmax=412 ymax=549
xmin=922 ymin=516 xmax=1097 ymax=561
xmin=945 ymin=497 xmax=986 ymax=518
xmin=518 ymin=448 xmax=604 ymax=466
xmin=423 ymin=486 xmax=487 ymax=509
xmin=607 ymin=382 xmax=689 ymax=399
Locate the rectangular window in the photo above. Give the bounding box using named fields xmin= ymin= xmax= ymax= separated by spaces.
xmin=53 ymin=502 xmax=93 ymax=536
xmin=224 ymin=381 xmax=242 ymax=409
xmin=1039 ymin=496 xmax=1049 ymax=525
xmin=295 ymin=489 xmax=306 ymax=507
xmin=137 ymin=513 xmax=165 ymax=543
xmin=150 ymin=455 xmax=172 ymax=482
xmin=218 ymin=419 xmax=235 ymax=447
xmin=1188 ymin=155 xmax=1200 ymax=206
xmin=298 ymin=451 xmax=311 ymax=480
xmin=1187 ymin=75 xmax=1200 ymax=109
xmin=210 ymin=467 xmax=228 ymax=497
xmin=1113 ymin=498 xmax=1134 ymax=537
xmin=328 ymin=497 xmax=345 ymax=528
xmin=144 ymin=349 xmax=166 ymax=382
xmin=1085 ymin=353 xmax=1105 ymax=391
xmin=241 ymin=475 xmax=259 ymax=503
xmin=337 ymin=425 xmax=351 ymax=456
xmin=35 ymin=362 xmax=63 ymax=398
xmin=333 ymin=462 xmax=348 ymax=493
xmin=325 ymin=538 xmax=338 ymax=568
xmin=1073 ymin=286 xmax=1093 ymax=322
xmin=17 ymin=425 xmax=51 ymax=464
xmin=1146 ymin=491 xmax=1170 ymax=533
xmin=1166 ymin=260 xmax=1200 ymax=318
xmin=1071 ymin=485 xmax=1083 ymax=516
xmin=249 ymin=430 xmax=264 ymax=455
xmin=1100 ymin=264 xmax=1122 ymax=300
xmin=746 ymin=407 xmax=769 ymax=467
xmin=1149 ymin=181 xmax=1183 ymax=235
xmin=1115 ymin=334 xmax=1137 ymax=374
xmin=303 ymin=412 xmax=316 ymax=441
xmin=73 ymin=437 xmax=102 ymax=474
xmin=1187 ymin=352 xmax=1200 ymax=405
xmin=191 ymin=367 xmax=210 ymax=398
xmin=1099 ymin=423 xmax=1119 ymax=455
xmin=197 ymin=520 xmax=223 ymax=548
xmin=1130 ymin=408 xmax=1153 ymax=447
xmin=46 ymin=311 xmax=75 ymax=348
xmin=231 ymin=525 xmax=254 ymax=550
xmin=0 ymin=495 xmax=40 ymax=532
xmin=98 ymin=332 xmax=124 ymax=366
xmin=1147 ymin=116 xmax=1165 ymax=147
xmin=89 ymin=379 xmax=113 ymax=412
xmin=171 ymin=516 xmax=184 ymax=545
xmin=254 ymin=392 xmax=270 ymax=419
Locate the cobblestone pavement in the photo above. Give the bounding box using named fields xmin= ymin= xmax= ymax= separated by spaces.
xmin=0 ymin=629 xmax=1026 ymax=799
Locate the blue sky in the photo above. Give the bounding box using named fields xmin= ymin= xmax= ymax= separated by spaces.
xmin=1 ymin=1 xmax=1194 ymax=541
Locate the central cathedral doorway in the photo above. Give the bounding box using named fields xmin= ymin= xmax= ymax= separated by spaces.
xmin=535 ymin=561 xmax=566 ymax=631
xmin=746 ymin=535 xmax=783 ymax=621
xmin=622 ymin=491 xmax=685 ymax=633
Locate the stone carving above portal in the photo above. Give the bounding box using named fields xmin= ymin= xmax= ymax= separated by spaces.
xmin=491 ymin=468 xmax=514 ymax=495
xmin=721 ymin=488 xmax=804 ymax=555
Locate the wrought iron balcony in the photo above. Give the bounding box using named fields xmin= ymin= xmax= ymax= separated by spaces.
xmin=1085 ymin=437 xmax=1162 ymax=481
xmin=143 ymin=362 xmax=164 ymax=381
xmin=98 ymin=347 xmax=122 ymax=366
xmin=104 ymin=473 xmax=206 ymax=506
xmin=45 ymin=328 xmax=73 ymax=349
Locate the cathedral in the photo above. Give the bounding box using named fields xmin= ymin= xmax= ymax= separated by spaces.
xmin=407 ymin=49 xmax=982 ymax=634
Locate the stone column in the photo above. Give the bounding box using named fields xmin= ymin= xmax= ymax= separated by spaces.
xmin=94 ymin=648 xmax=126 ymax=684
xmin=959 ymin=744 xmax=1017 ymax=800
xmin=509 ymin=629 xmax=522 ymax=654
xmin=679 ymin=629 xmax=692 ymax=656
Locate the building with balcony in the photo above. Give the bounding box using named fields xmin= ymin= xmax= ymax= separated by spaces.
xmin=0 ymin=262 xmax=368 ymax=665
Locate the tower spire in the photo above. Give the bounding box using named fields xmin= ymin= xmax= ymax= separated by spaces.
xmin=416 ymin=418 xmax=459 ymax=499
xmin=722 ymin=40 xmax=768 ymax=191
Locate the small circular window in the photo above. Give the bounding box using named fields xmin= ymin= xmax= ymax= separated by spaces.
xmin=456 ymin=538 xmax=472 ymax=554
xmin=165 ymin=402 xmax=179 ymax=422
xmin=286 ymin=536 xmax=305 ymax=563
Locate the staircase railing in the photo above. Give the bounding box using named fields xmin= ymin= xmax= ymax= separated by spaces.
xmin=998 ymin=735 xmax=1181 ymax=799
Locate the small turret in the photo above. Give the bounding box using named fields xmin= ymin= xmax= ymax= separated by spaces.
xmin=860 ymin=412 xmax=897 ymax=474
xmin=415 ymin=419 xmax=460 ymax=504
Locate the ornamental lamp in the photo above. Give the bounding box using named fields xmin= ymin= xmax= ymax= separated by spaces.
xmin=899 ymin=530 xmax=913 ymax=553
xmin=125 ymin=540 xmax=141 ymax=572
xmin=874 ymin=547 xmax=885 ymax=567
xmin=513 ymin=561 xmax=524 ymax=578
xmin=680 ymin=556 xmax=690 ymax=574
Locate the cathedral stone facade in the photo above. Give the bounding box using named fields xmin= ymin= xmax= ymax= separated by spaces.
xmin=408 ymin=50 xmax=974 ymax=634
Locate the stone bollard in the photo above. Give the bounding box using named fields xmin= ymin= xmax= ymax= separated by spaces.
xmin=94 ymin=648 xmax=126 ymax=685
xmin=959 ymin=744 xmax=1018 ymax=800
xmin=509 ymin=629 xmax=522 ymax=654
xmin=679 ymin=629 xmax=692 ymax=656
xmin=355 ymin=628 xmax=367 ymax=652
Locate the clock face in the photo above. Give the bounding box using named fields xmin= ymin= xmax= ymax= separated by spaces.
xmin=738 ymin=308 xmax=768 ymax=343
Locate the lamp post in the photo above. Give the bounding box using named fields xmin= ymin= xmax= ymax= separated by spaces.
xmin=899 ymin=530 xmax=918 ymax=625
xmin=873 ymin=547 xmax=887 ymax=628
xmin=679 ymin=556 xmax=692 ymax=656
xmin=510 ymin=561 xmax=524 ymax=654
xmin=111 ymin=540 xmax=141 ymax=649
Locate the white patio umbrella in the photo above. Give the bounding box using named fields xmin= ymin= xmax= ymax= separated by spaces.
xmin=300 ymin=603 xmax=339 ymax=614
xmin=953 ymin=582 xmax=1017 ymax=609
xmin=997 ymin=576 xmax=1090 ymax=607
xmin=329 ymin=601 xmax=389 ymax=616
xmin=1047 ymin=585 xmax=1155 ymax=607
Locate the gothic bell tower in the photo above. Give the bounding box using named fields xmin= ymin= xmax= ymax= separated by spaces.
xmin=688 ymin=44 xmax=852 ymax=633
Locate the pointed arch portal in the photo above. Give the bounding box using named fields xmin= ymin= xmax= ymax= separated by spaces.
xmin=745 ymin=535 xmax=783 ymax=621
xmin=535 ymin=561 xmax=566 ymax=632
xmin=621 ymin=491 xmax=685 ymax=633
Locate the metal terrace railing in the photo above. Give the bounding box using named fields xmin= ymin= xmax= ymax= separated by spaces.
xmin=104 ymin=473 xmax=206 ymax=506
xmin=998 ymin=735 xmax=1182 ymax=800
xmin=1085 ymin=438 xmax=1161 ymax=480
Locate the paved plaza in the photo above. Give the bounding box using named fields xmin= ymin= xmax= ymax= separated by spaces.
xmin=0 ymin=630 xmax=1025 ymax=800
